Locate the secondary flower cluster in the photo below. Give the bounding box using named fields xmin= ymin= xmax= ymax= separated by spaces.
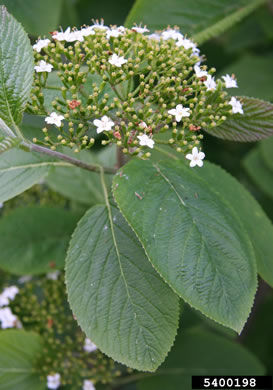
xmin=0 ymin=285 xmax=21 ymax=329
xmin=5 ymin=273 xmax=127 ymax=390
xmin=28 ymin=20 xmax=243 ymax=167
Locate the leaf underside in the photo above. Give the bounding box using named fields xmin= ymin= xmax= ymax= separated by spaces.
xmin=0 ymin=148 xmax=56 ymax=203
xmin=204 ymin=97 xmax=273 ymax=142
xmin=125 ymin=0 xmax=265 ymax=45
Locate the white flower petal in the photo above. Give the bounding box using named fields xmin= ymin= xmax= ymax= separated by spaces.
xmin=189 ymin=159 xmax=197 ymax=168
xmin=83 ymin=379 xmax=96 ymax=390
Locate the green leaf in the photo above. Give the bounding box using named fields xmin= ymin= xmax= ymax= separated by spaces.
xmin=0 ymin=0 xmax=63 ymax=36
xmin=113 ymin=159 xmax=257 ymax=333
xmin=260 ymin=136 xmax=273 ymax=173
xmin=138 ymin=329 xmax=265 ymax=390
xmin=201 ymin=162 xmax=273 ymax=288
xmin=203 ymin=97 xmax=273 ymax=142
xmin=66 ymin=202 xmax=180 ymax=372
xmin=243 ymin=146 xmax=273 ymax=201
xmin=0 ymin=330 xmax=45 ymax=390
xmin=46 ymin=146 xmax=116 ymax=205
xmin=0 ymin=137 xmax=21 ymax=154
xmin=219 ymin=55 xmax=273 ymax=102
xmin=125 ymin=0 xmax=266 ymax=45
xmin=0 ymin=148 xmax=67 ymax=203
xmin=0 ymin=6 xmax=33 ymax=128
xmin=0 ymin=206 xmax=79 ymax=275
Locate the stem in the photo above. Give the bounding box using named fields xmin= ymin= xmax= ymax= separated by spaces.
xmin=44 ymin=86 xmax=63 ymax=91
xmin=22 ymin=141 xmax=117 ymax=174
xmin=111 ymin=84 xmax=125 ymax=101
xmin=0 ymin=119 xmax=16 ymax=137
xmin=116 ymin=147 xmax=125 ymax=168
xmin=99 ymin=165 xmax=109 ymax=204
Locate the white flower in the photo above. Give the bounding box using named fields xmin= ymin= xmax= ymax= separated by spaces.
xmin=66 ymin=30 xmax=84 ymax=42
xmin=34 ymin=60 xmax=53 ymax=73
xmin=0 ymin=295 xmax=8 ymax=307
xmin=139 ymin=121 xmax=147 ymax=129
xmin=176 ymin=38 xmax=196 ymax=50
xmin=137 ymin=134 xmax=154 ymax=149
xmin=229 ymin=97 xmax=244 ymax=114
xmin=1 ymin=286 xmax=19 ymax=302
xmin=80 ymin=26 xmax=95 ymax=37
xmin=168 ymin=104 xmax=190 ymax=122
xmin=83 ymin=379 xmax=96 ymax=390
xmin=47 ymin=271 xmax=60 ymax=281
xmin=108 ymin=54 xmax=127 ymax=67
xmin=84 ymin=338 xmax=97 ymax=353
xmin=0 ymin=307 xmax=19 ymax=329
xmin=90 ymin=20 xmax=109 ymax=31
xmin=191 ymin=47 xmax=200 ymax=57
xmin=18 ymin=275 xmax=32 ymax=284
xmin=0 ymin=202 xmax=3 ymax=209
xmin=186 ymin=147 xmax=205 ymax=168
xmin=33 ymin=39 xmax=50 ymax=53
xmin=45 ymin=112 xmax=64 ymax=127
xmin=106 ymin=26 xmax=125 ymax=39
xmin=162 ymin=29 xmax=183 ymax=41
xmin=93 ymin=115 xmax=114 ymax=134
xmin=147 ymin=33 xmax=161 ymax=41
xmin=0 ymin=286 xmax=19 ymax=307
xmin=204 ymin=75 xmax=216 ymax=91
xmin=131 ymin=24 xmax=149 ymax=34
xmin=47 ymin=373 xmax=61 ymax=390
xmin=194 ymin=65 xmax=208 ymax=78
xmin=222 ymin=74 xmax=238 ymax=88
xmin=53 ymin=27 xmax=72 ymax=41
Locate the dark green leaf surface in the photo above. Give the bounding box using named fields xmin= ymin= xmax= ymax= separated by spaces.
xmin=243 ymin=146 xmax=273 ymax=201
xmin=0 ymin=6 xmax=33 ymax=127
xmin=0 ymin=0 xmax=63 ymax=36
xmin=66 ymin=203 xmax=180 ymax=371
xmin=260 ymin=136 xmax=273 ymax=173
xmin=0 ymin=206 xmax=79 ymax=275
xmin=46 ymin=146 xmax=116 ymax=205
xmin=203 ymin=97 xmax=273 ymax=142
xmin=138 ymin=329 xmax=265 ymax=390
xmin=0 ymin=330 xmax=45 ymax=390
xmin=201 ymin=162 xmax=273 ymax=288
xmin=0 ymin=148 xmax=66 ymax=203
xmin=113 ymin=159 xmax=257 ymax=333
xmin=125 ymin=0 xmax=265 ymax=44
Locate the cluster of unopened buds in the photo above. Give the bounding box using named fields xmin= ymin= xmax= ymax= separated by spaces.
xmin=28 ymin=20 xmax=244 ymax=167
xmin=1 ymin=273 xmax=121 ymax=390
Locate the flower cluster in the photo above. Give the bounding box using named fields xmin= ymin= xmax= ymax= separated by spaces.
xmin=6 ymin=273 xmax=128 ymax=390
xmin=28 ymin=20 xmax=243 ymax=167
